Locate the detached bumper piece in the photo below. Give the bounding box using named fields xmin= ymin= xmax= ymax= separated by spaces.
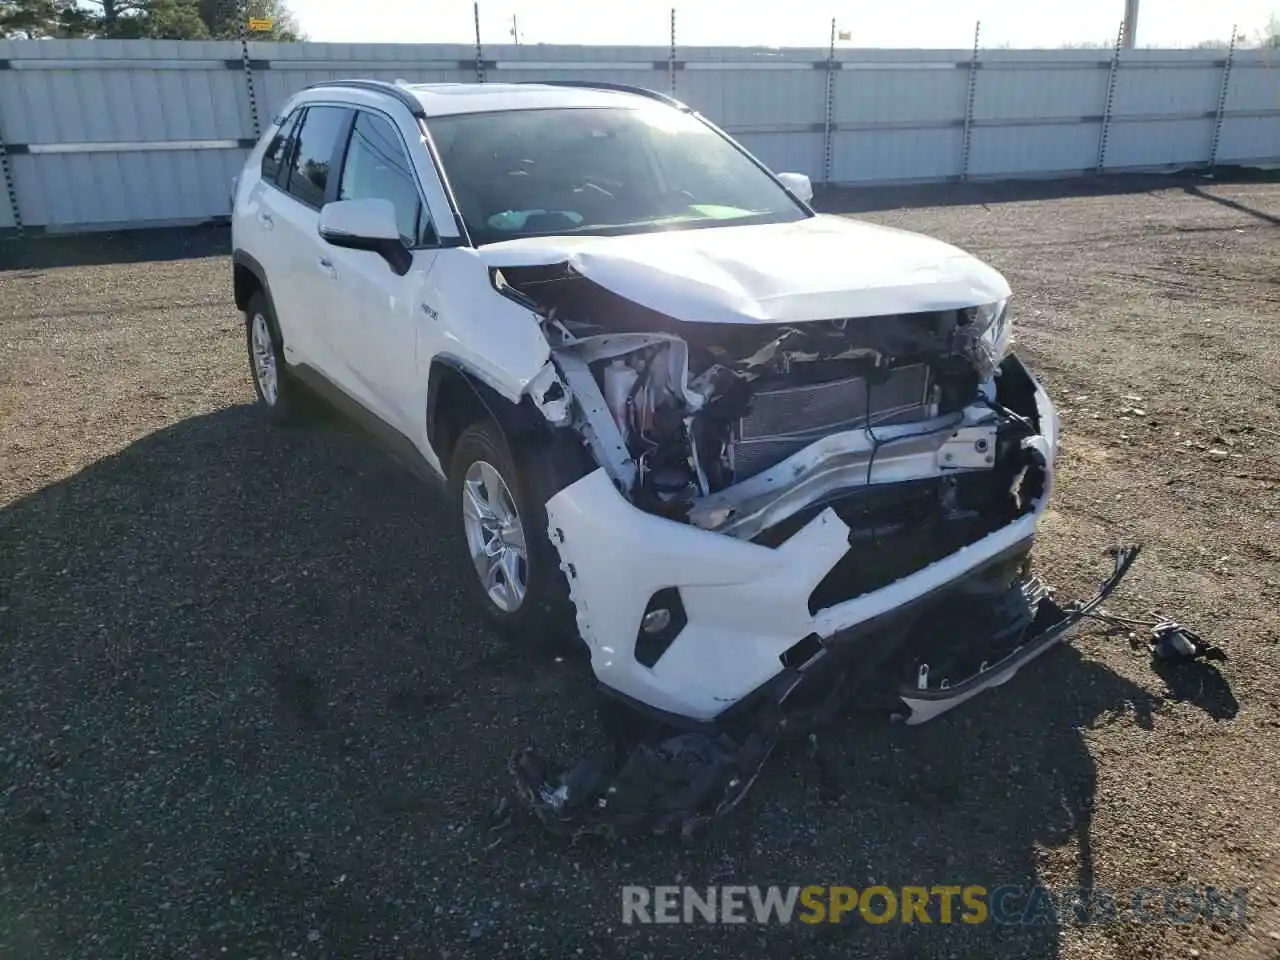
xmin=765 ymin=544 xmax=1142 ymax=728
xmin=893 ymin=543 xmax=1141 ymax=724
xmin=505 ymin=724 xmax=780 ymax=842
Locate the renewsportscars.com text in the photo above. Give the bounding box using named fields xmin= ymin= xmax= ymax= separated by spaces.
xmin=621 ymin=885 xmax=1248 ymax=926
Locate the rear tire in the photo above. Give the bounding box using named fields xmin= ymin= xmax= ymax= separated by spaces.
xmin=245 ymin=290 xmax=306 ymax=421
xmin=448 ymin=418 xmax=580 ymax=650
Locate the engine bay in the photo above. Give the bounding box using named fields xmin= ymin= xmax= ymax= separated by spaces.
xmin=500 ymin=263 xmax=1045 ymax=577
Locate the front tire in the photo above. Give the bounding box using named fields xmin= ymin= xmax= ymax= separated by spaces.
xmin=244 ymin=290 xmax=305 ymax=421
xmin=448 ymin=418 xmax=579 ymax=648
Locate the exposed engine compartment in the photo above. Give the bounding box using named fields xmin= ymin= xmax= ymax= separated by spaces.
xmin=585 ymin=329 xmax=981 ymax=512
xmin=500 ymin=264 xmax=1043 ymax=584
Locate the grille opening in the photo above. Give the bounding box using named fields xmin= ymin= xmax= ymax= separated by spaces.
xmin=802 ymin=462 xmax=1039 ymax=616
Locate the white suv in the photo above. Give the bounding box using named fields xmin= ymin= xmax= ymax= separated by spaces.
xmin=232 ymin=80 xmax=1104 ymax=730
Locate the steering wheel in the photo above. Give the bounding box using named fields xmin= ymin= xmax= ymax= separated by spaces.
xmin=520 ymin=211 xmax=583 ymax=232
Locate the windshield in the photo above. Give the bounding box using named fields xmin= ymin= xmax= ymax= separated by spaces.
xmin=427 ymin=106 xmax=809 ymax=245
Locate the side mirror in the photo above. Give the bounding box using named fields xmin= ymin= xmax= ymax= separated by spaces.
xmin=776 ymin=171 xmax=814 ymax=205
xmin=318 ymin=198 xmax=411 ymax=275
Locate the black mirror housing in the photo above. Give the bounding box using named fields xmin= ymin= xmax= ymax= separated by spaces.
xmin=322 ymin=231 xmax=413 ymax=276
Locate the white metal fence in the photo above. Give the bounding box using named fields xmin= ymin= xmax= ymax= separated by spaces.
xmin=0 ymin=38 xmax=1277 ymax=233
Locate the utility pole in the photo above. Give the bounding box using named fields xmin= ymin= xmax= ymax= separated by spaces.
xmin=510 ymin=13 xmax=519 ymax=44
xmin=1121 ymin=0 xmax=1139 ymax=48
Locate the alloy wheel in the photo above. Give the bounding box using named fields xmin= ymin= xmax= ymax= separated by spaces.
xmin=461 ymin=459 xmax=529 ymax=613
xmin=250 ymin=312 xmax=278 ymax=406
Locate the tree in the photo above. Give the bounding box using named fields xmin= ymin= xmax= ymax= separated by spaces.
xmin=2 ymin=0 xmax=301 ymax=39
xmin=0 ymin=0 xmax=77 ymax=37
xmin=1265 ymin=14 xmax=1280 ymax=48
xmin=72 ymin=0 xmax=145 ymax=35
xmin=50 ymin=0 xmax=148 ymax=36
xmin=144 ymin=0 xmax=208 ymax=38
xmin=198 ymin=0 xmax=300 ymax=40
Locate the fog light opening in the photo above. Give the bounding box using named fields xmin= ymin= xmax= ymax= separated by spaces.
xmin=634 ymin=587 xmax=688 ymax=668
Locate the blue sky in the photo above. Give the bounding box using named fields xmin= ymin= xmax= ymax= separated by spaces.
xmin=291 ymin=0 xmax=1277 ymax=48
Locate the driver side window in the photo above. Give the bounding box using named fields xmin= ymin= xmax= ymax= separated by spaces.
xmin=338 ymin=111 xmax=435 ymax=247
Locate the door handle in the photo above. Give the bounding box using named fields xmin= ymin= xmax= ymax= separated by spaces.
xmin=256 ymin=211 xmax=274 ymax=229
xmin=317 ymin=257 xmax=338 ymax=279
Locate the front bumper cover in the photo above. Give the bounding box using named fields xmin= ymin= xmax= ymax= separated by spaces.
xmin=545 ymin=355 xmax=1061 ymax=725
xmin=892 ymin=544 xmax=1139 ymax=723
xmin=748 ymin=541 xmax=1140 ymax=730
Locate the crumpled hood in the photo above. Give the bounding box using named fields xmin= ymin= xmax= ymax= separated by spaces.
xmin=478 ymin=214 xmax=1011 ymax=324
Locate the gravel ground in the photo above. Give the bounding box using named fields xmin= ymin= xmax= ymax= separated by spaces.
xmin=2 ymin=174 xmax=1279 ymax=960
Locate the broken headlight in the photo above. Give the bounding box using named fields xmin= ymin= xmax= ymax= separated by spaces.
xmin=967 ymin=298 xmax=1012 ymax=378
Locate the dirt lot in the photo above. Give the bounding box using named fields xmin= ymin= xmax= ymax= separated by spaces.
xmin=2 ymin=175 xmax=1279 ymax=959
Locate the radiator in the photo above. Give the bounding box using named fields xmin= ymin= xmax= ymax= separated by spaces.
xmin=733 ymin=363 xmax=933 ymax=479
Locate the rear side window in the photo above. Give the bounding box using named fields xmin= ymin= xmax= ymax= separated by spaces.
xmin=261 ymin=109 xmax=301 ymax=184
xmin=285 ymin=106 xmax=349 ymax=208
xmin=338 ymin=111 xmax=433 ymax=246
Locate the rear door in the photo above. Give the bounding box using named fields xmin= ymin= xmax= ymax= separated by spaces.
xmin=318 ymin=107 xmax=440 ymax=436
xmin=237 ymin=107 xmax=300 ymax=336
xmin=263 ymin=104 xmax=352 ymax=374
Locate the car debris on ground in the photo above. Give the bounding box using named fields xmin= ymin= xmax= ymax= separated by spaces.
xmin=493 ymin=543 xmax=1225 ymax=843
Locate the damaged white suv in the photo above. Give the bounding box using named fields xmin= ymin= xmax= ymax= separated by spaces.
xmin=233 ymin=80 xmax=1122 ymax=731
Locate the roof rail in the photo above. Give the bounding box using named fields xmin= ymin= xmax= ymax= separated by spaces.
xmin=517 ymin=80 xmax=690 ymax=111
xmin=305 ymin=78 xmax=690 ymax=117
xmin=304 ymin=78 xmax=425 ymax=118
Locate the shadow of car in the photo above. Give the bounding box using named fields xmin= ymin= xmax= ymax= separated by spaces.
xmin=0 ymin=403 xmax=1204 ymax=958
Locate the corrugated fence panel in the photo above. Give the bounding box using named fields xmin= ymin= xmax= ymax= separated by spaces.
xmin=0 ymin=39 xmax=1276 ymax=232
xmin=736 ymin=131 xmax=823 ymax=181
xmin=1111 ymin=62 xmax=1222 ymax=117
xmin=831 ymin=127 xmax=963 ymax=182
xmin=1215 ymin=115 xmax=1280 ymax=162
xmin=10 ymin=63 xmax=243 ymax=143
xmin=975 ymin=65 xmax=1109 ymax=122
xmin=0 ymin=64 xmax=26 ymax=146
xmin=480 ymin=68 xmax=657 ymax=86
xmin=0 ymin=40 xmax=249 ymax=146
xmin=968 ymin=123 xmax=1100 ymax=177
xmin=492 ymin=43 xmax=671 ymax=62
xmin=834 ymin=66 xmax=968 ymax=125
xmin=1105 ymin=119 xmax=1217 ymax=168
xmin=1225 ymin=57 xmax=1279 ymax=111
xmin=1218 ymin=55 xmax=1280 ymax=161
xmin=680 ymin=68 xmax=826 ymax=128
xmin=13 ymin=148 xmax=244 ymax=228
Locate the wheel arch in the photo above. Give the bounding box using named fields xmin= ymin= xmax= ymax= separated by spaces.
xmin=426 ymin=357 xmax=555 ymax=475
xmin=232 ymin=249 xmax=278 ymax=318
